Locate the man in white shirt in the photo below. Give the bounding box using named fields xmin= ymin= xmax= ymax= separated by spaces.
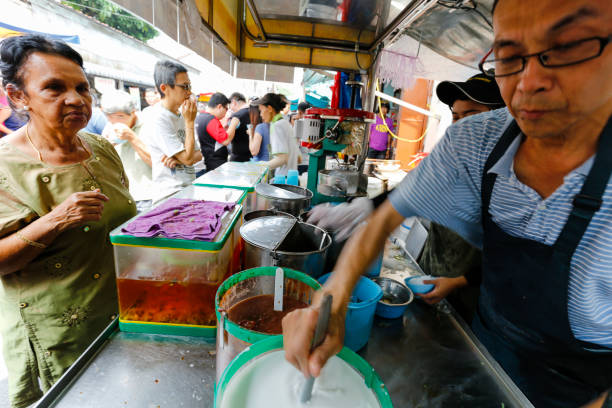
xmin=143 ymin=60 xmax=202 ymax=203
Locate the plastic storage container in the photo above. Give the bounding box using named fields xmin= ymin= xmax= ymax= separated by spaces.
xmin=109 ymin=197 xmax=243 ymax=338
xmin=193 ymin=162 xmax=268 ymax=213
xmin=319 ymin=273 xmax=383 ymax=351
xmin=214 ymin=336 xmax=393 ymax=408
xmin=215 ymin=267 xmax=320 ymax=382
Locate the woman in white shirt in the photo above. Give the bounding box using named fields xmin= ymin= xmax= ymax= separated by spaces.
xmin=253 ymin=93 xmax=298 ymax=177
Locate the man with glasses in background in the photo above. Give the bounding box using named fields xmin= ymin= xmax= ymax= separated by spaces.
xmin=142 ymin=60 xmax=202 ymax=203
xmin=282 ymin=1 xmax=612 ymax=406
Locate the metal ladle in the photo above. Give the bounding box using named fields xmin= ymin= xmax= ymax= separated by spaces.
xmin=299 ymin=294 xmax=333 ymax=403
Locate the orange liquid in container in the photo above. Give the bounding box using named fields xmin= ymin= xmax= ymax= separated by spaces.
xmin=117 ymin=277 xmax=221 ymax=326
xmin=227 ymin=294 xmax=308 ymax=334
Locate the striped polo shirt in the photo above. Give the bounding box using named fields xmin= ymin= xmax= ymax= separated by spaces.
xmin=389 ymin=108 xmax=612 ymax=348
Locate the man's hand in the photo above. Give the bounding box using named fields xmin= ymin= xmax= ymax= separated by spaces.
xmin=112 ymin=123 xmax=135 ymax=142
xmin=418 ymin=276 xmax=468 ymax=305
xmin=181 ymin=97 xmax=197 ymax=124
xmin=161 ymin=155 xmax=179 ymax=169
xmin=282 ymin=289 xmax=346 ymax=378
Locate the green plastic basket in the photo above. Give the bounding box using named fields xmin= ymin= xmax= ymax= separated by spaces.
xmin=214 ymin=336 xmax=393 ymax=407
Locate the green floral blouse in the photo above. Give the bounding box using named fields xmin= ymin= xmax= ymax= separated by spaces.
xmin=0 ymin=132 xmax=136 ymax=408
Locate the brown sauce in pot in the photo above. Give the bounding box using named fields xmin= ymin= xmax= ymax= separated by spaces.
xmin=227 ymin=294 xmax=308 ymax=334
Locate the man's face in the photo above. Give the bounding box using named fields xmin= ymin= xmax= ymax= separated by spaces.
xmin=493 ymin=0 xmax=612 ymax=139
xmin=229 ymin=99 xmax=239 ymax=112
xmin=451 ymin=100 xmax=491 ymax=123
xmin=213 ymin=104 xmax=228 ymax=120
xmin=162 ymin=72 xmax=191 ymax=107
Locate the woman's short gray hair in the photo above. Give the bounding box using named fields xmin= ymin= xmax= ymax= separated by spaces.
xmin=100 ymin=90 xmax=137 ymax=114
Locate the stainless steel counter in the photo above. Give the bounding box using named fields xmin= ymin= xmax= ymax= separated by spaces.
xmin=35 ymin=242 xmax=533 ymax=408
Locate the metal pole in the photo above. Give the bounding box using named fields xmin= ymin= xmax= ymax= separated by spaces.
xmin=368 ymin=0 xmax=434 ymax=52
xmin=245 ymin=0 xmax=267 ymax=41
xmin=374 ymin=90 xmax=439 ymax=119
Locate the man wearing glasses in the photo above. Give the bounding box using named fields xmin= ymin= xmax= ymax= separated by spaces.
xmin=282 ymin=0 xmax=611 ymax=406
xmin=143 ymin=60 xmax=202 ymax=203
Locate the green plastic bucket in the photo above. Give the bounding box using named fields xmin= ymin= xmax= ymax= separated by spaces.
xmin=214 ymin=335 xmax=393 ymax=407
xmin=214 ymin=267 xmax=321 ymax=382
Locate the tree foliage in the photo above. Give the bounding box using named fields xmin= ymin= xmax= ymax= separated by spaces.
xmin=62 ymin=0 xmax=158 ymax=42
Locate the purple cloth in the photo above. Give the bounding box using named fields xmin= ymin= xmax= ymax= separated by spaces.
xmin=122 ymin=198 xmax=236 ymax=241
xmin=369 ymin=116 xmax=394 ymax=151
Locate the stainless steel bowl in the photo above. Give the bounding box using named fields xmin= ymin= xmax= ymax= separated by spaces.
xmin=371 ymin=277 xmax=414 ymax=319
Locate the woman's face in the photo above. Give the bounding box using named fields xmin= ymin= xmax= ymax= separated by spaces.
xmin=259 ymin=104 xmax=276 ymax=123
xmin=11 ymin=52 xmax=92 ymax=134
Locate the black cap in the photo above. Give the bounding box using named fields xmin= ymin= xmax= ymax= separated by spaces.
xmin=251 ymin=93 xmax=284 ymax=112
xmin=436 ymin=74 xmax=505 ymax=108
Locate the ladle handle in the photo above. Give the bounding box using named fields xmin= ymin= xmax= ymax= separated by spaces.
xmin=299 ymin=294 xmax=333 ymax=403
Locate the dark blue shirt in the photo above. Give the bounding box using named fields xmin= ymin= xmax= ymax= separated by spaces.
xmin=253 ymin=122 xmax=270 ymax=161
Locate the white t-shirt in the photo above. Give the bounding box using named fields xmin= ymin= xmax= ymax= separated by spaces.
xmin=270 ymin=117 xmax=298 ymax=177
xmin=142 ymin=103 xmax=200 ymax=203
xmin=113 ymin=117 xmax=154 ymax=202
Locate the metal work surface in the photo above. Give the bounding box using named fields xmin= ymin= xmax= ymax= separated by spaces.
xmin=362 ymin=304 xmax=530 ymax=407
xmin=41 ymin=241 xmax=531 ymax=407
xmin=48 ymin=332 xmax=216 ymax=408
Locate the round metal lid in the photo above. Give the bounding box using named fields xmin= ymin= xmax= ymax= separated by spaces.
xmin=255 ymin=183 xmax=311 ymax=201
xmin=239 ymin=216 xmax=296 ymax=249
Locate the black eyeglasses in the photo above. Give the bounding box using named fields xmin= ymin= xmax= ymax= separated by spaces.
xmin=480 ymin=35 xmax=611 ymax=78
xmin=174 ymin=83 xmax=192 ymax=91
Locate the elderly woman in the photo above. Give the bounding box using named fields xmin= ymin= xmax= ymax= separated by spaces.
xmin=0 ymin=35 xmax=135 ymax=407
xmin=100 ymin=90 xmax=154 ymax=212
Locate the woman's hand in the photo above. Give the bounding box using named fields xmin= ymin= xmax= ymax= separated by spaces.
xmin=282 ymin=289 xmax=347 ymax=378
xmin=45 ymin=189 xmax=109 ymax=234
xmin=418 ymin=276 xmax=468 ymax=305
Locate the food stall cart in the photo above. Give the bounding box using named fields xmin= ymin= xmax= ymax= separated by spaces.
xmin=30 ymin=1 xmax=537 ymax=406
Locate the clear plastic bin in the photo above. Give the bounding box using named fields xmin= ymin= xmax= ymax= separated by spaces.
xmin=109 ymin=195 xmax=243 ymax=337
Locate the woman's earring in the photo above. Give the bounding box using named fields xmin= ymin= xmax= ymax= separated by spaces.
xmin=23 ymin=105 xmax=29 ymax=111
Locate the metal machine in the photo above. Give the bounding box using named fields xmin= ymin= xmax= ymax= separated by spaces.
xmin=296 ymin=107 xmax=375 ymax=205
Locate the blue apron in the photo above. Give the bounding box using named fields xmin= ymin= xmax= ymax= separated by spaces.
xmin=473 ymin=117 xmax=612 ymax=407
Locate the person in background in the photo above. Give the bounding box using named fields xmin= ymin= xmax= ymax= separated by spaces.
xmin=253 ymin=93 xmax=298 ymax=177
xmin=290 ymin=101 xmax=311 ymax=126
xmin=367 ymin=101 xmax=394 ymax=159
xmin=142 ymin=60 xmax=201 ymax=203
xmin=83 ymin=91 xmax=108 ymax=135
xmin=248 ymin=101 xmax=269 ymax=161
xmin=0 ymin=35 xmax=135 ymax=407
xmin=0 ymin=86 xmax=15 ymax=136
xmin=144 ymin=87 xmax=160 ymax=108
xmin=417 ymin=73 xmax=506 ymax=321
xmin=100 ymin=90 xmax=155 ymax=212
xmin=283 ymin=0 xmax=612 ymax=406
xmin=195 ymin=92 xmax=230 ymax=172
xmin=226 ymin=92 xmax=251 ymax=162
xmin=140 ymin=87 xmax=161 ymax=123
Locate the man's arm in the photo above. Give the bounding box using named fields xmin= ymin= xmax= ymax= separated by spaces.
xmin=0 ymin=108 xmax=13 ymax=134
xmin=174 ymin=98 xmax=200 ymax=165
xmin=283 ymin=200 xmax=405 ymax=377
xmin=225 ymin=117 xmax=240 ymax=145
